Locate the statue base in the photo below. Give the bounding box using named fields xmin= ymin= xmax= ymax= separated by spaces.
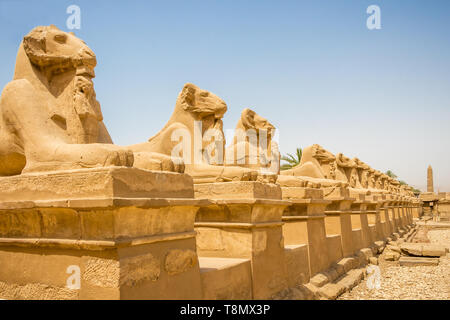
xmin=0 ymin=167 xmax=203 ymax=300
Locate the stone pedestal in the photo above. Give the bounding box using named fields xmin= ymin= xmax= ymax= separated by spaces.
xmin=281 ymin=186 xmax=330 ymax=277
xmin=194 ymin=181 xmax=289 ymax=299
xmin=349 ymin=194 xmax=366 ymax=252
xmin=385 ymin=195 xmax=396 ymax=235
xmin=323 ymin=187 xmax=355 ymax=257
xmin=374 ymin=195 xmax=388 ymax=240
xmin=360 ymin=196 xmax=377 ymax=248
xmin=438 ymin=200 xmax=450 ymax=220
xmin=392 ymin=198 xmax=401 ymax=231
xmin=366 ymin=196 xmax=379 ymax=242
xmin=0 ymin=167 xmax=204 ymax=300
xmin=398 ymin=199 xmax=407 ymax=227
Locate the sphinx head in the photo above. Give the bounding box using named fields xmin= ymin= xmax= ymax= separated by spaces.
xmin=238 ymin=108 xmax=275 ymax=140
xmin=19 ymin=25 xmax=102 ymax=144
xmin=23 ymin=25 xmax=96 ymax=80
xmin=176 ymin=83 xmax=227 ymax=133
xmin=311 ymin=144 xmax=335 ymax=164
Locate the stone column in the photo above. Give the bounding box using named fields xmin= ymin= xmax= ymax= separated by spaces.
xmin=388 ymin=196 xmax=399 ymax=234
xmin=281 ymin=186 xmax=331 ymax=279
xmin=383 ymin=195 xmax=394 ymax=237
xmin=194 ymin=181 xmax=289 ymax=299
xmin=366 ymin=195 xmax=380 ymax=242
xmin=403 ymin=199 xmax=410 ymax=225
xmin=374 ymin=195 xmax=388 ymax=240
xmin=323 ymin=187 xmax=355 ymax=258
xmin=360 ymin=196 xmax=377 ymax=247
xmin=427 ymin=165 xmax=434 ymax=193
xmin=394 ymin=199 xmax=402 ymax=230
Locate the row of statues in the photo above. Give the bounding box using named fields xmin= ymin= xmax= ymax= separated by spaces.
xmin=0 ymin=25 xmax=415 ymax=198
xmin=280 ymin=144 xmax=415 ymax=197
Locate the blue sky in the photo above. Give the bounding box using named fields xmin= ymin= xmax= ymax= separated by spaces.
xmin=0 ymin=0 xmax=449 ymax=191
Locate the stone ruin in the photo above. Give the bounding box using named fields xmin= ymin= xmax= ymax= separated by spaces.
xmin=419 ymin=165 xmax=450 ymax=221
xmin=0 ymin=26 xmax=423 ymax=300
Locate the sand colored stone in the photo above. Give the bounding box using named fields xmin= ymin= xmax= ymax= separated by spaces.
xmin=0 ymin=167 xmax=205 ymax=300
xmin=130 ymin=83 xmax=260 ymax=183
xmin=427 ymin=165 xmax=434 ymax=193
xmin=0 ymin=25 xmax=189 ymax=176
xmin=225 ymin=108 xmax=280 ymax=177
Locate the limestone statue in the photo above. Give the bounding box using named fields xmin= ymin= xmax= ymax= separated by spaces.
xmin=373 ymin=171 xmax=383 ymax=190
xmin=353 ymin=158 xmax=370 ymax=189
xmin=334 ymin=153 xmax=357 ymax=186
xmin=280 ymin=144 xmax=333 ymax=178
xmin=279 ymin=144 xmax=347 ymax=188
xmin=225 ymin=108 xmax=280 ymax=176
xmin=379 ymin=174 xmax=390 ymax=193
xmin=367 ymin=168 xmax=377 ymax=190
xmin=130 ymin=83 xmax=258 ymax=183
xmin=0 ymin=25 xmax=137 ymax=175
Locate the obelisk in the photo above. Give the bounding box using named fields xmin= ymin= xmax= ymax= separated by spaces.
xmin=427 ymin=165 xmax=434 ymax=193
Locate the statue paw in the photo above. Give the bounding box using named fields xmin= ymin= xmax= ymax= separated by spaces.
xmin=133 ymin=152 xmax=185 ymax=173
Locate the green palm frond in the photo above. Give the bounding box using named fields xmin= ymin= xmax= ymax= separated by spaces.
xmin=280 ymin=164 xmax=294 ymax=171
xmin=296 ymin=148 xmax=302 ymax=163
xmin=280 ymin=147 xmax=302 ymax=170
xmin=385 ymin=170 xmax=398 ymax=179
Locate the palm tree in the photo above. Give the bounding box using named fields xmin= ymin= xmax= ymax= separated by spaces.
xmin=281 ymin=148 xmax=302 ymax=171
xmin=385 ymin=170 xmax=398 ymax=179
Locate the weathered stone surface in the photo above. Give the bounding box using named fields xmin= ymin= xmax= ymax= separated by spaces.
xmin=0 ymin=281 xmax=78 ymax=300
xmin=0 ymin=167 xmax=195 ymax=202
xmin=387 ymin=244 xmax=401 ymax=253
xmin=303 ymin=283 xmax=319 ymax=298
xmin=121 ymin=253 xmax=161 ymax=286
xmin=398 ymin=257 xmax=439 ymax=267
xmin=374 ymin=240 xmax=385 ymax=248
xmin=318 ymin=283 xmax=345 ymax=300
xmin=384 ymin=251 xmax=400 ymax=261
xmin=400 ymin=243 xmax=423 ymax=256
xmin=331 ymin=263 xmax=345 ymax=277
xmin=337 ymin=257 xmax=356 ymax=273
xmin=165 ymin=249 xmax=197 ymax=276
xmin=199 ymin=257 xmax=252 ymax=300
xmin=369 ymin=257 xmax=378 ymax=265
xmin=194 ymin=181 xmax=281 ymax=200
xmin=324 ymin=269 xmax=339 ymax=282
xmin=360 ymin=248 xmax=374 ymax=261
xmin=310 ymin=273 xmax=329 ymax=287
xmin=339 ymin=269 xmax=365 ymax=291
xmin=83 ymin=257 xmax=120 ymax=288
xmin=354 ymin=251 xmax=367 ymax=267
xmin=421 ymin=244 xmax=447 ymax=257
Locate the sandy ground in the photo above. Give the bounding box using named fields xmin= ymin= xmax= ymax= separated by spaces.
xmin=338 ymin=229 xmax=450 ymax=300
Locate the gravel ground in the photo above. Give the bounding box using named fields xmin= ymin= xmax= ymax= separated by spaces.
xmin=338 ymin=230 xmax=450 ymax=300
xmin=428 ymin=229 xmax=450 ymax=247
